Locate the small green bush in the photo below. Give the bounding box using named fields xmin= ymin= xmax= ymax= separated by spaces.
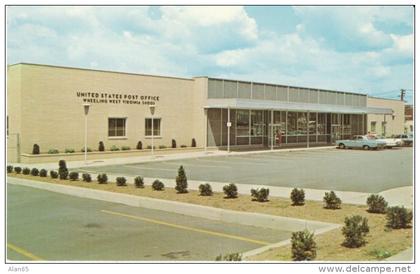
xmin=65 ymin=148 xmax=75 ymax=153
xmin=172 ymin=139 xmax=176 ymax=148
xmin=291 ymin=229 xmax=317 ymax=261
xmin=175 ymin=165 xmax=188 ymax=193
xmin=116 ymin=177 xmax=127 ymax=186
xmin=30 ymin=168 xmax=39 ymax=176
xmin=48 ymin=149 xmax=59 ymax=154
xmin=59 ymin=170 xmax=68 ymax=180
xmin=14 ymin=166 xmax=22 ymax=174
xmin=58 ymin=160 xmax=68 ymax=179
xmin=180 ymin=145 xmax=187 ymax=148
xmin=134 ymin=176 xmax=144 ymax=188
xmin=7 ymin=165 xmax=13 ymax=173
xmin=251 ymin=188 xmax=270 ymax=202
xmin=159 ymin=145 xmax=167 ymax=149
xmin=39 ymin=169 xmax=47 ymax=177
xmin=366 ymin=194 xmax=388 ymax=214
xmin=82 ymin=173 xmax=92 ymax=182
xmin=32 ymin=144 xmax=40 ymax=154
xmin=199 ymin=183 xmax=213 ymax=196
xmin=342 ymin=215 xmax=370 ymax=248
xmin=136 ymin=141 xmax=142 ymax=150
xmin=69 ymin=172 xmax=79 ymax=181
xmin=50 ymin=170 xmax=58 ymax=179
xmin=110 ymin=145 xmax=120 ymax=151
xmin=290 ymin=188 xmax=305 ymax=206
xmin=81 ymin=147 xmax=92 ymax=152
xmin=147 ymin=145 xmax=156 ymax=149
xmin=97 ymin=173 xmax=108 ymax=184
xmin=121 ymin=146 xmax=130 ymax=151
xmin=323 ymin=191 xmax=342 ymax=209
xmin=152 ymin=179 xmax=164 ymax=191
xmin=215 ymin=253 xmax=242 ymax=261
xmin=22 ymin=168 xmax=30 ymax=175
xmin=191 ymin=138 xmax=196 ymax=147
xmin=223 ymin=183 xmax=238 ymax=199
xmin=386 ymin=206 xmax=412 ymax=229
xmin=98 ymin=141 xmax=105 ymax=152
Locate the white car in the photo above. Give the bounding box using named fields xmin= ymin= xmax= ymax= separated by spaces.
xmin=375 ymin=136 xmax=403 ymax=148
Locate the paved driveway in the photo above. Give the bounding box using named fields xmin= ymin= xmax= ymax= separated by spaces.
xmin=74 ymin=147 xmax=413 ymax=193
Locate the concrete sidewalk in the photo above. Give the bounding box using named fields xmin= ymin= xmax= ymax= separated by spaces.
xmin=385 ymin=247 xmax=413 ymax=262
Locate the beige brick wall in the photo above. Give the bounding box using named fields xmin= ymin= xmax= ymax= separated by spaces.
xmin=8 ymin=64 xmax=200 ymax=154
xmin=367 ymin=97 xmax=405 ymax=136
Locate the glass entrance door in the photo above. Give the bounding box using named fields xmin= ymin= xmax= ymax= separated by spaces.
xmin=268 ymin=125 xmax=285 ymax=147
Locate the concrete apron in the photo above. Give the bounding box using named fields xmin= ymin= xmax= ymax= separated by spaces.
xmin=7 ymin=177 xmax=340 ymax=260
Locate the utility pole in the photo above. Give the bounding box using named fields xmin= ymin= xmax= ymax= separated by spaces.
xmin=400 ymin=89 xmax=406 ymax=101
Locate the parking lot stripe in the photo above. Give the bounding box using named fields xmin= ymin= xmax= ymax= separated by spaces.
xmin=101 ymin=209 xmax=270 ymax=246
xmin=7 ymin=243 xmax=44 ymax=261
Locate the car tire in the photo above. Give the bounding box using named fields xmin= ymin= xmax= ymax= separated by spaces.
xmin=339 ymin=143 xmax=345 ymax=149
xmin=363 ymin=145 xmax=370 ymax=150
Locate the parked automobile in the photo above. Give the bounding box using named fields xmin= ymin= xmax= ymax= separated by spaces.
xmin=336 ymin=135 xmax=386 ymax=150
xmin=375 ymin=136 xmax=403 ymax=148
xmin=392 ymin=134 xmax=413 ymax=146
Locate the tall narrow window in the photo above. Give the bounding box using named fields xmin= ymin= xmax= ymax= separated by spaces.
xmin=145 ymin=118 xmax=161 ymax=136
xmin=370 ymin=121 xmax=377 ymax=133
xmin=108 ymin=118 xmax=126 ymax=137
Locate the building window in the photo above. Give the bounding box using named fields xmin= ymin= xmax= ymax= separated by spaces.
xmin=370 ymin=121 xmax=376 ymax=133
xmin=108 ymin=118 xmax=126 ymax=137
xmin=145 ymin=118 xmax=161 ymax=136
xmin=251 ymin=110 xmax=265 ymax=136
xmin=236 ymin=110 xmax=250 ymax=137
xmin=382 ymin=121 xmax=387 ymax=136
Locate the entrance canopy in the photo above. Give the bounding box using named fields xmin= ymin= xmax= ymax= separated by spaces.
xmin=205 ymin=98 xmax=393 ymax=115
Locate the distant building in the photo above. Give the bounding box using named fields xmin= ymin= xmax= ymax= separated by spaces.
xmin=405 ymin=104 xmax=413 ymax=133
xmin=367 ymin=97 xmax=405 ymax=137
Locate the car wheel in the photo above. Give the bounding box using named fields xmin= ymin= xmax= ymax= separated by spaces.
xmin=339 ymin=143 xmax=345 ymax=149
xmin=363 ymin=145 xmax=370 ymax=150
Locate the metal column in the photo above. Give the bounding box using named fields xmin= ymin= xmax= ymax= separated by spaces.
xmin=227 ymin=108 xmax=231 ymax=152
xmin=307 ymin=111 xmax=310 ymax=148
xmin=271 ymin=110 xmax=274 ymax=150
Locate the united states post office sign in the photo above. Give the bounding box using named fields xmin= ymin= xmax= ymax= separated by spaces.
xmin=76 ymin=92 xmax=159 ymax=105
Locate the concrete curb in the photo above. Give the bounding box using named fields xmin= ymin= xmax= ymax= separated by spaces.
xmin=8 ymin=176 xmax=340 ymax=259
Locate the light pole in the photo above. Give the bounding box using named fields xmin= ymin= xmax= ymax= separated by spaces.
xmin=149 ymin=103 xmax=156 ymax=156
xmin=83 ymin=103 xmax=91 ymax=165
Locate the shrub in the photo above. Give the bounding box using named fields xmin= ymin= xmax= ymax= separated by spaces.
xmin=65 ymin=148 xmax=75 ymax=153
xmin=180 ymin=145 xmax=187 ymax=148
xmin=121 ymin=146 xmax=130 ymax=151
xmin=251 ymin=188 xmax=270 ymax=202
xmin=48 ymin=149 xmax=59 ymax=154
xmin=290 ymin=188 xmax=305 ymax=206
xmin=192 ymin=138 xmax=196 ymax=147
xmin=110 ymin=145 xmax=120 ymax=151
xmin=32 ymin=144 xmax=40 ymax=154
xmin=134 ymin=176 xmax=144 ymax=188
xmin=97 ymin=173 xmax=108 ymax=184
xmin=98 ymin=141 xmax=105 ymax=152
xmin=291 ymin=230 xmax=317 ymax=261
xmin=175 ymin=165 xmax=188 ymax=193
xmin=14 ymin=166 xmax=22 ymax=174
xmin=386 ymin=206 xmax=412 ymax=229
xmin=7 ymin=165 xmax=13 ymax=173
xmin=22 ymin=168 xmax=30 ymax=175
xmin=82 ymin=173 xmax=92 ymax=182
xmin=50 ymin=170 xmax=58 ymax=179
xmin=116 ymin=177 xmax=127 ymax=186
xmin=199 ymin=183 xmax=213 ymax=196
xmin=342 ymin=215 xmax=370 ymax=248
xmin=223 ymin=183 xmax=238 ymax=199
xmin=69 ymin=172 xmax=79 ymax=181
xmin=172 ymin=139 xmax=177 ymax=148
xmin=159 ymin=145 xmax=167 ymax=149
xmin=136 ymin=141 xmax=142 ymax=150
xmin=58 ymin=160 xmax=68 ymax=180
xmin=39 ymin=169 xmax=47 ymax=177
xmin=366 ymin=194 xmax=388 ymax=214
xmin=323 ymin=191 xmax=342 ymax=209
xmin=30 ymin=168 xmax=39 ymax=176
xmin=81 ymin=147 xmax=92 ymax=152
xmin=152 ymin=179 xmax=164 ymax=191
xmin=215 ymin=253 xmax=242 ymax=261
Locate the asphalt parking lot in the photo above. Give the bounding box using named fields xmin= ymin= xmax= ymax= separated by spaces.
xmin=75 ymin=147 xmax=413 ymax=193
xmin=7 ymin=184 xmax=291 ymax=261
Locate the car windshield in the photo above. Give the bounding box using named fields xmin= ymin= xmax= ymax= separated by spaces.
xmin=366 ymin=136 xmax=376 ymax=140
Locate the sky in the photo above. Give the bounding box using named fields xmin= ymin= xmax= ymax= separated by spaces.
xmin=6 ymin=6 xmax=414 ymax=103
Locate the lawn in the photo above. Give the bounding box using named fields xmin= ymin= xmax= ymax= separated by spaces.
xmin=8 ymin=173 xmax=413 ymax=261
